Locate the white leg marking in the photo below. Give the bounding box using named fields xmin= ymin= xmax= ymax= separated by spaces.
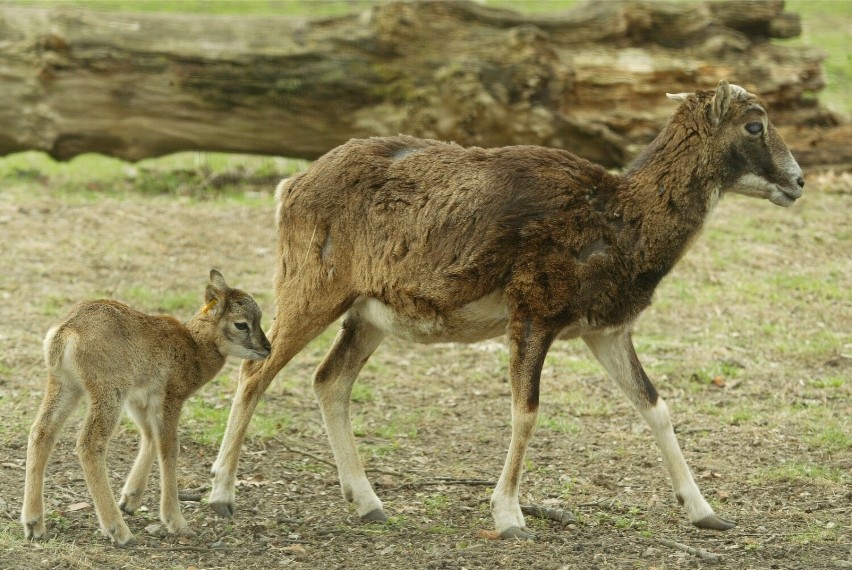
xmin=491 ymin=405 xmax=536 ymax=534
xmin=641 ymin=399 xmax=715 ymax=522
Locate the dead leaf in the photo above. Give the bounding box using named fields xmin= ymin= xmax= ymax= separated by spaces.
xmin=712 ymin=376 xmax=726 ymax=387
xmin=67 ymin=502 xmax=90 ymax=511
xmin=476 ymin=529 xmax=500 ymax=540
xmin=282 ymin=544 xmax=307 ymax=555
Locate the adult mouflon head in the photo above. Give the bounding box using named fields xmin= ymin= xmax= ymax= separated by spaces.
xmin=666 ymin=81 xmax=804 ymax=207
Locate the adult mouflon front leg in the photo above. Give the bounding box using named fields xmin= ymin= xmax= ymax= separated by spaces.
xmin=209 ymin=358 xmax=279 ymax=518
xmin=490 ymin=319 xmax=554 ymax=539
xmin=583 ymin=330 xmax=735 ymax=530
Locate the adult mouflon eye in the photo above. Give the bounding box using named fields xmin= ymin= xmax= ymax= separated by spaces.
xmin=234 ymin=322 xmax=249 ymax=331
xmin=745 ymin=122 xmax=763 ymax=135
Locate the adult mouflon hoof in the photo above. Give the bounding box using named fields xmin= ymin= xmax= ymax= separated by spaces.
xmin=360 ymin=509 xmax=388 ymax=523
xmin=693 ymin=514 xmax=736 ymax=530
xmin=499 ymin=526 xmax=535 ymax=540
xmin=210 ymin=501 xmax=235 ymax=518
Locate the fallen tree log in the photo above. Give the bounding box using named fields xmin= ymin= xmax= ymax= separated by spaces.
xmin=0 ymin=0 xmax=846 ymax=168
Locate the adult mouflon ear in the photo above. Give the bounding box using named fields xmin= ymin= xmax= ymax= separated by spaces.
xmin=708 ymin=80 xmax=731 ymax=126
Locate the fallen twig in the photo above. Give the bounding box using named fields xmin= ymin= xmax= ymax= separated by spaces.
xmin=657 ymin=537 xmax=722 ymax=563
xmin=396 ymin=478 xmax=495 ymax=489
xmin=281 ymin=442 xmax=336 ymax=469
xmin=577 ymin=499 xmax=608 ymax=508
xmin=521 ymin=504 xmax=576 ymax=524
xmin=150 ymin=545 xmax=230 ymax=552
xmin=178 ymin=485 xmax=209 ymax=502
xmin=178 ymin=492 xmax=204 ymax=502
xmin=279 ymin=440 xmax=403 ymax=477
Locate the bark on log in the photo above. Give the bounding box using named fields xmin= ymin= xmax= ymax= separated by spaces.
xmin=0 ymin=0 xmax=846 ymax=168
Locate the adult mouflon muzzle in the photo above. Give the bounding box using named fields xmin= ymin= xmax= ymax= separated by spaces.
xmin=768 ymin=150 xmax=805 ymax=207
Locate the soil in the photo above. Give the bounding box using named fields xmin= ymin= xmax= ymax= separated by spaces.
xmin=0 ymin=171 xmax=849 ymax=569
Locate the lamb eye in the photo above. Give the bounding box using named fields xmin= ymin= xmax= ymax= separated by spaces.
xmin=234 ymin=322 xmax=249 ymax=331
xmin=745 ymin=122 xmax=763 ymax=135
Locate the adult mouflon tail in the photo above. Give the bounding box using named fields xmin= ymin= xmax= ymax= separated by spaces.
xmin=208 ymin=81 xmax=802 ymax=538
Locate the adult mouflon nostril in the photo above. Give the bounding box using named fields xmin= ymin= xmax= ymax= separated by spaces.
xmin=797 ymin=176 xmax=805 ymax=188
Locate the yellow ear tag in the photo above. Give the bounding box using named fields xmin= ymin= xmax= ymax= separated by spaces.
xmin=201 ymin=298 xmax=218 ymax=315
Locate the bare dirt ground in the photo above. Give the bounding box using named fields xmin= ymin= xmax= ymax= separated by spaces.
xmin=0 ymin=168 xmax=849 ymax=569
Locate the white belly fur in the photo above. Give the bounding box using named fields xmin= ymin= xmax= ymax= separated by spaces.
xmin=352 ymin=292 xmax=627 ymax=345
xmin=353 ymin=291 xmax=508 ymax=344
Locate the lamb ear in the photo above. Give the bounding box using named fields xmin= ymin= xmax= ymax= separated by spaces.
xmin=708 ymin=80 xmax=731 ymax=126
xmin=666 ymin=92 xmax=690 ymax=103
xmin=202 ymin=269 xmax=228 ymax=316
xmin=209 ymin=269 xmax=229 ymax=291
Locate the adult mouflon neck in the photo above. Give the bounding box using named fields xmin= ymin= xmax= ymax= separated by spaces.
xmin=618 ymin=99 xmax=722 ymax=282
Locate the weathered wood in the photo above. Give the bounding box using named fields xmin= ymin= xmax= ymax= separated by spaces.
xmin=0 ymin=0 xmax=845 ymax=168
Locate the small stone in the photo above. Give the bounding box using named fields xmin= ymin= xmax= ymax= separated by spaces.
xmin=643 ymin=546 xmax=661 ymax=557
xmin=144 ymin=523 xmax=162 ymax=534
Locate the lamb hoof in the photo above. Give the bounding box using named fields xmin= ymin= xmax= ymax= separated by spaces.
xmin=210 ymin=501 xmax=234 ymax=518
xmin=23 ymin=518 xmax=45 ymax=541
xmin=174 ymin=526 xmax=196 ymax=537
xmin=499 ymin=526 xmax=535 ymax=540
xmin=360 ymin=509 xmax=388 ymax=523
xmin=693 ymin=514 xmax=736 ymax=530
xmin=115 ymin=533 xmax=136 ymax=547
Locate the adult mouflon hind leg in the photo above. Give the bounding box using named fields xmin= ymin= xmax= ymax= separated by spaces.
xmin=312 ymin=314 xmax=386 ymax=521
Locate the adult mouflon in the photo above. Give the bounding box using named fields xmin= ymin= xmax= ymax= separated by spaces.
xmin=209 ymin=81 xmax=803 ymax=539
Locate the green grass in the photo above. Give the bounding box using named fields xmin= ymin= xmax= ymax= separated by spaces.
xmin=13 ymin=0 xmax=378 ymax=16
xmin=0 ymin=150 xmax=302 ymax=200
xmin=350 ymin=383 xmax=376 ymax=404
xmin=789 ymin=522 xmax=844 ymax=545
xmin=808 ymin=426 xmax=851 ymax=454
xmin=423 ymin=493 xmax=450 ymax=516
xmin=783 ymin=0 xmax=852 ymax=115
xmin=41 ymin=295 xmax=71 ymax=317
xmin=807 ymin=376 xmax=845 ymax=390
xmin=119 ymin=285 xmax=200 ymax=315
xmin=537 ymin=412 xmax=581 ymax=434
xmin=751 ymin=462 xmax=845 ymax=486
